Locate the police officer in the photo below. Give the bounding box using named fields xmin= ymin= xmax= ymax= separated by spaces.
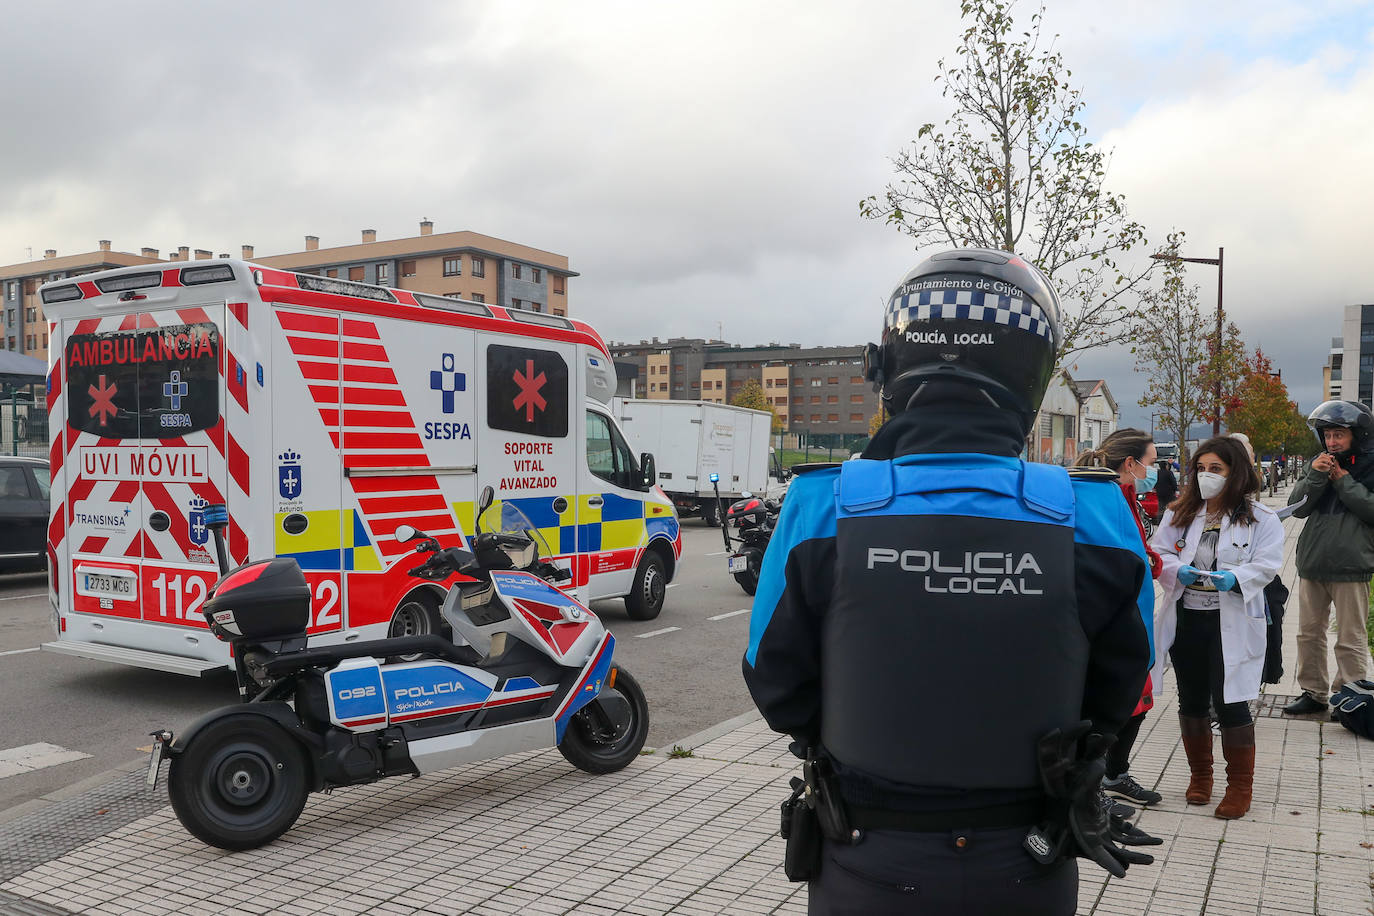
xmin=743 ymin=250 xmax=1153 ymax=915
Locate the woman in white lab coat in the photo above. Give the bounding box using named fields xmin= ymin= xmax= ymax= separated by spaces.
xmin=1150 ymin=435 xmax=1284 ymax=820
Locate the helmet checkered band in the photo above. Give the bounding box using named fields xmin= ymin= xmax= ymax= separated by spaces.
xmin=886 ymin=288 xmax=1053 ymax=342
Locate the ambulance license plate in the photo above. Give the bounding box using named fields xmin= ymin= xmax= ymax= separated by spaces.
xmin=727 ymin=555 xmax=750 ymax=574
xmin=83 ymin=572 xmax=134 ymax=598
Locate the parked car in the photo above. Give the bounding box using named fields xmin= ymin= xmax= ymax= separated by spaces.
xmin=0 ymin=456 xmax=49 ymax=572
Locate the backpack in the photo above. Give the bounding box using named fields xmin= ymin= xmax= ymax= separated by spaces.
xmin=1330 ymin=681 xmax=1374 ymax=740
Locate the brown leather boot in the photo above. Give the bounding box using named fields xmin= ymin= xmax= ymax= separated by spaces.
xmin=1214 ymin=723 xmax=1256 ymax=819
xmin=1179 ymin=715 xmax=1213 ymax=805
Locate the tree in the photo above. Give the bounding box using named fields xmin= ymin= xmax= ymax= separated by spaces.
xmin=1200 ymin=320 xmax=1249 ymax=432
xmin=1225 ymin=350 xmax=1299 ymax=457
xmin=731 ymin=378 xmax=781 ymax=432
xmin=869 ymin=406 xmax=887 ymax=438
xmin=860 ymin=0 xmax=1154 ymax=361
xmin=1134 ymin=254 xmax=1209 ymax=465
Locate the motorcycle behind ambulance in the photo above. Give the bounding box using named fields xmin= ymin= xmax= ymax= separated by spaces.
xmin=149 ymin=487 xmax=649 ymax=850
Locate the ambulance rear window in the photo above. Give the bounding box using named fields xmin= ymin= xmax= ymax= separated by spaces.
xmin=65 ymin=322 xmax=220 ymax=439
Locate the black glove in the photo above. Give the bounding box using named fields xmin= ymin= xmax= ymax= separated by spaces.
xmin=1029 ymin=722 xmax=1156 ymax=878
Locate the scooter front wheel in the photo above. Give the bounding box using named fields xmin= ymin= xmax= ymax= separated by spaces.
xmin=558 ymin=666 xmax=650 ymax=775
xmin=167 ymin=714 xmax=311 ymax=850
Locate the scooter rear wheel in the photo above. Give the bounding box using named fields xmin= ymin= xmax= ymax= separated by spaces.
xmin=558 ymin=666 xmax=650 ymax=774
xmin=733 ymin=548 xmax=761 ymax=596
xmin=167 ymin=715 xmax=310 ymax=850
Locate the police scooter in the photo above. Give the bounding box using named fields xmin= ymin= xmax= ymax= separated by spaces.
xmin=708 ymin=473 xmax=781 ymax=596
xmin=148 ymin=487 xmax=648 ymax=851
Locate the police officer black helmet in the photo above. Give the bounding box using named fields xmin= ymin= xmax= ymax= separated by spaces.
xmin=1307 ymin=399 xmax=1374 ymax=451
xmin=864 ymin=248 xmax=1063 ymax=428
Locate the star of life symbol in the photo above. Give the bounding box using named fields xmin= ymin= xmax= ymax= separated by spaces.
xmin=163 ymin=370 xmax=188 ymax=410
xmin=430 ymin=354 xmax=467 ymax=414
xmin=513 ymin=359 xmax=547 ymax=422
xmin=88 ymin=374 xmax=118 ymax=427
xmin=188 ymin=496 xmax=210 ymax=546
xmin=278 ymin=450 xmax=303 ymax=500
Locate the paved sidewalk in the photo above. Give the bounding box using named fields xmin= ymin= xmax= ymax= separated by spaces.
xmin=1 ymin=480 xmax=1372 ymax=914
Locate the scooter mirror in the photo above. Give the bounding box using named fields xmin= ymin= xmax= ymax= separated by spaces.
xmin=394 ymin=525 xmax=419 ymax=542
xmin=478 ymin=485 xmax=495 ymax=516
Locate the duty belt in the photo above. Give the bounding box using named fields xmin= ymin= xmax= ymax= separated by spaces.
xmin=846 ymin=798 xmax=1047 ymax=832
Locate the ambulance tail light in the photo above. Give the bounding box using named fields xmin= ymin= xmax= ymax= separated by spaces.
xmin=95 ymin=271 xmax=162 ymax=294
xmin=41 ymin=284 xmax=83 ymax=304
xmin=180 ymin=264 xmax=236 ymax=286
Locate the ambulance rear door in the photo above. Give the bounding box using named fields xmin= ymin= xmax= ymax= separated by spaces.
xmin=61 ymin=304 xmax=229 ymax=667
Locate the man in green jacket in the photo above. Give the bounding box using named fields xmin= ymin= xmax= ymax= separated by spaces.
xmin=1284 ymin=401 xmax=1374 ymax=716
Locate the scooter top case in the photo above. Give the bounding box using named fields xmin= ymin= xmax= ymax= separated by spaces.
xmin=203 ymin=558 xmax=310 ymax=641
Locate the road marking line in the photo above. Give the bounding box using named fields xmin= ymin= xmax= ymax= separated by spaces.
xmin=0 ymin=593 xmax=45 ymax=602
xmin=0 ymin=647 xmax=40 ymax=658
xmin=708 ymin=609 xmax=751 ymax=621
xmin=634 ymin=627 xmax=680 ymax=639
xmin=666 ymin=583 xmax=679 ymax=589
xmin=0 ymin=743 xmax=92 ymax=780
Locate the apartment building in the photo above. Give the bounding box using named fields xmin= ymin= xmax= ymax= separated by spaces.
xmin=608 ymin=337 xmax=878 ymax=440
xmin=253 ymin=222 xmax=576 ymax=317
xmin=2 ymin=221 xmax=575 ymax=363
xmin=1 ymin=241 xmax=164 ymax=361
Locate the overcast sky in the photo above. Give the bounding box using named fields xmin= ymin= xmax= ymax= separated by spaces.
xmin=4 ymin=0 xmax=1372 ymax=429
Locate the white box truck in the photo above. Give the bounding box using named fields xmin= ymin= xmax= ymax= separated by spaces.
xmin=613 ymin=399 xmax=785 ymax=525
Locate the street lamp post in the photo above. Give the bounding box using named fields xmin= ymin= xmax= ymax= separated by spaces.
xmin=1150 ymin=247 xmax=1225 ymax=435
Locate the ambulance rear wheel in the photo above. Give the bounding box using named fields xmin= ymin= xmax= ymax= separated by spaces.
xmin=625 ymin=553 xmax=666 ymax=621
xmin=167 ymin=715 xmax=310 ymax=851
xmin=558 ymin=666 xmax=649 ymax=774
xmin=387 ymin=592 xmax=444 ymax=661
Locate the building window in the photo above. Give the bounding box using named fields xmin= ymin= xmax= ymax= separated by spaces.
xmin=5 ymin=309 xmax=12 ymax=325
xmin=827 ymin=395 xmax=839 ymax=404
xmin=472 ymin=257 xmax=485 ymax=278
xmin=4 ymin=281 xmax=14 ymax=301
xmin=850 ymin=413 xmax=864 ymax=422
xmin=811 ymin=379 xmax=822 ymax=387
xmin=531 ymin=267 xmax=542 ymax=283
xmin=851 ymin=394 xmax=865 ymax=403
xmin=375 ymin=263 xmax=390 ymax=283
xmin=691 ymin=381 xmax=700 ymax=389
xmin=26 ymin=307 xmax=36 ymax=322
xmin=401 ymin=260 xmax=417 ymax=277
xmin=443 ymin=257 xmax=461 ymax=277
xmin=326 ymin=268 xmax=338 ymax=278
xmin=851 ymin=376 xmax=863 ymax=384
xmin=553 ymin=275 xmax=565 ymax=294
xmin=811 ymin=414 xmax=821 ymax=423
xmin=26 ymin=334 xmax=35 ymax=350
xmin=41 ymin=332 xmax=47 ymax=348
xmin=348 ymin=266 xmax=364 ymax=282
xmin=716 ymin=381 xmax=724 ymax=389
xmin=511 ymin=298 xmax=522 ymax=310
xmin=793 ymin=379 xmax=803 ymax=387
xmin=471 ymin=293 xmax=484 ymax=303
xmin=810 ymin=396 xmax=821 ymax=404
xmin=827 ymin=377 xmax=839 ymax=384
xmin=6 ymin=338 xmax=13 ymax=350
xmin=793 ymin=397 xmax=803 ymax=405
xmin=827 ymin=414 xmax=839 ymax=423
xmin=511 ymin=263 xmax=523 ymax=280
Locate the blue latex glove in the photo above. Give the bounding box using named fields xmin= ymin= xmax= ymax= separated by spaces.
xmin=1211 ymin=570 xmax=1238 ymax=592
xmin=1177 ymin=565 xmax=1201 ymax=586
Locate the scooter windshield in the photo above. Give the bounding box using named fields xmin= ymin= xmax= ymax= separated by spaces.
xmin=478 ymin=500 xmax=554 ymax=561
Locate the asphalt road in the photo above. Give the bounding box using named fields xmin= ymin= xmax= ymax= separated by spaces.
xmin=0 ymin=522 xmax=760 ymax=818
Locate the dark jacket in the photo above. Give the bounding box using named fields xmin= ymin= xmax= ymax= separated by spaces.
xmin=1289 ymin=448 xmax=1374 ymax=581
xmin=742 ymin=403 xmax=1149 ymax=811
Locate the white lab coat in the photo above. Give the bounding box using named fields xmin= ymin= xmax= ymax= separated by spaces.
xmin=1149 ymin=501 xmax=1284 ymax=704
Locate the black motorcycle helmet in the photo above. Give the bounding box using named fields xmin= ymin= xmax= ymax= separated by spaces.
xmin=1307 ymin=400 xmax=1374 ymax=453
xmin=863 ymin=249 xmax=1063 ymax=430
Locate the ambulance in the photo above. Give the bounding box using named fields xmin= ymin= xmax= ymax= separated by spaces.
xmin=39 ymin=260 xmax=681 ymax=676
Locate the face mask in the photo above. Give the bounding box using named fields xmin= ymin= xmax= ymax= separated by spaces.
xmin=1197 ymin=471 xmax=1227 ymax=500
xmin=1134 ymin=463 xmax=1158 ymax=493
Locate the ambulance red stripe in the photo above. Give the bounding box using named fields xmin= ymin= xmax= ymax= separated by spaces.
xmin=228 ymin=436 xmax=250 ymax=496
xmin=342 ymin=431 xmax=424 ymax=450
xmin=275 ymin=311 xmax=337 ymax=334
xmin=342 ymin=364 xmax=398 ymax=385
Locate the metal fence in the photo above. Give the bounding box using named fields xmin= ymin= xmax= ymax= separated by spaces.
xmin=1 ymin=390 xmax=48 ymax=458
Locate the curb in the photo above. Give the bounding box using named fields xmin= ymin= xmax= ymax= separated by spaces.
xmin=660 ymin=708 xmax=762 ymax=753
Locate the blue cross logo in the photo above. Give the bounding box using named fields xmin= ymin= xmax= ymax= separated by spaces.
xmin=163 ymin=370 xmax=188 ymax=410
xmin=430 ymin=353 xmax=467 ymax=415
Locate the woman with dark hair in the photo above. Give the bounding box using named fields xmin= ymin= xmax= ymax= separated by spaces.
xmin=1074 ymin=429 xmax=1161 ymax=808
xmin=1150 ymin=436 xmax=1284 ymax=819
